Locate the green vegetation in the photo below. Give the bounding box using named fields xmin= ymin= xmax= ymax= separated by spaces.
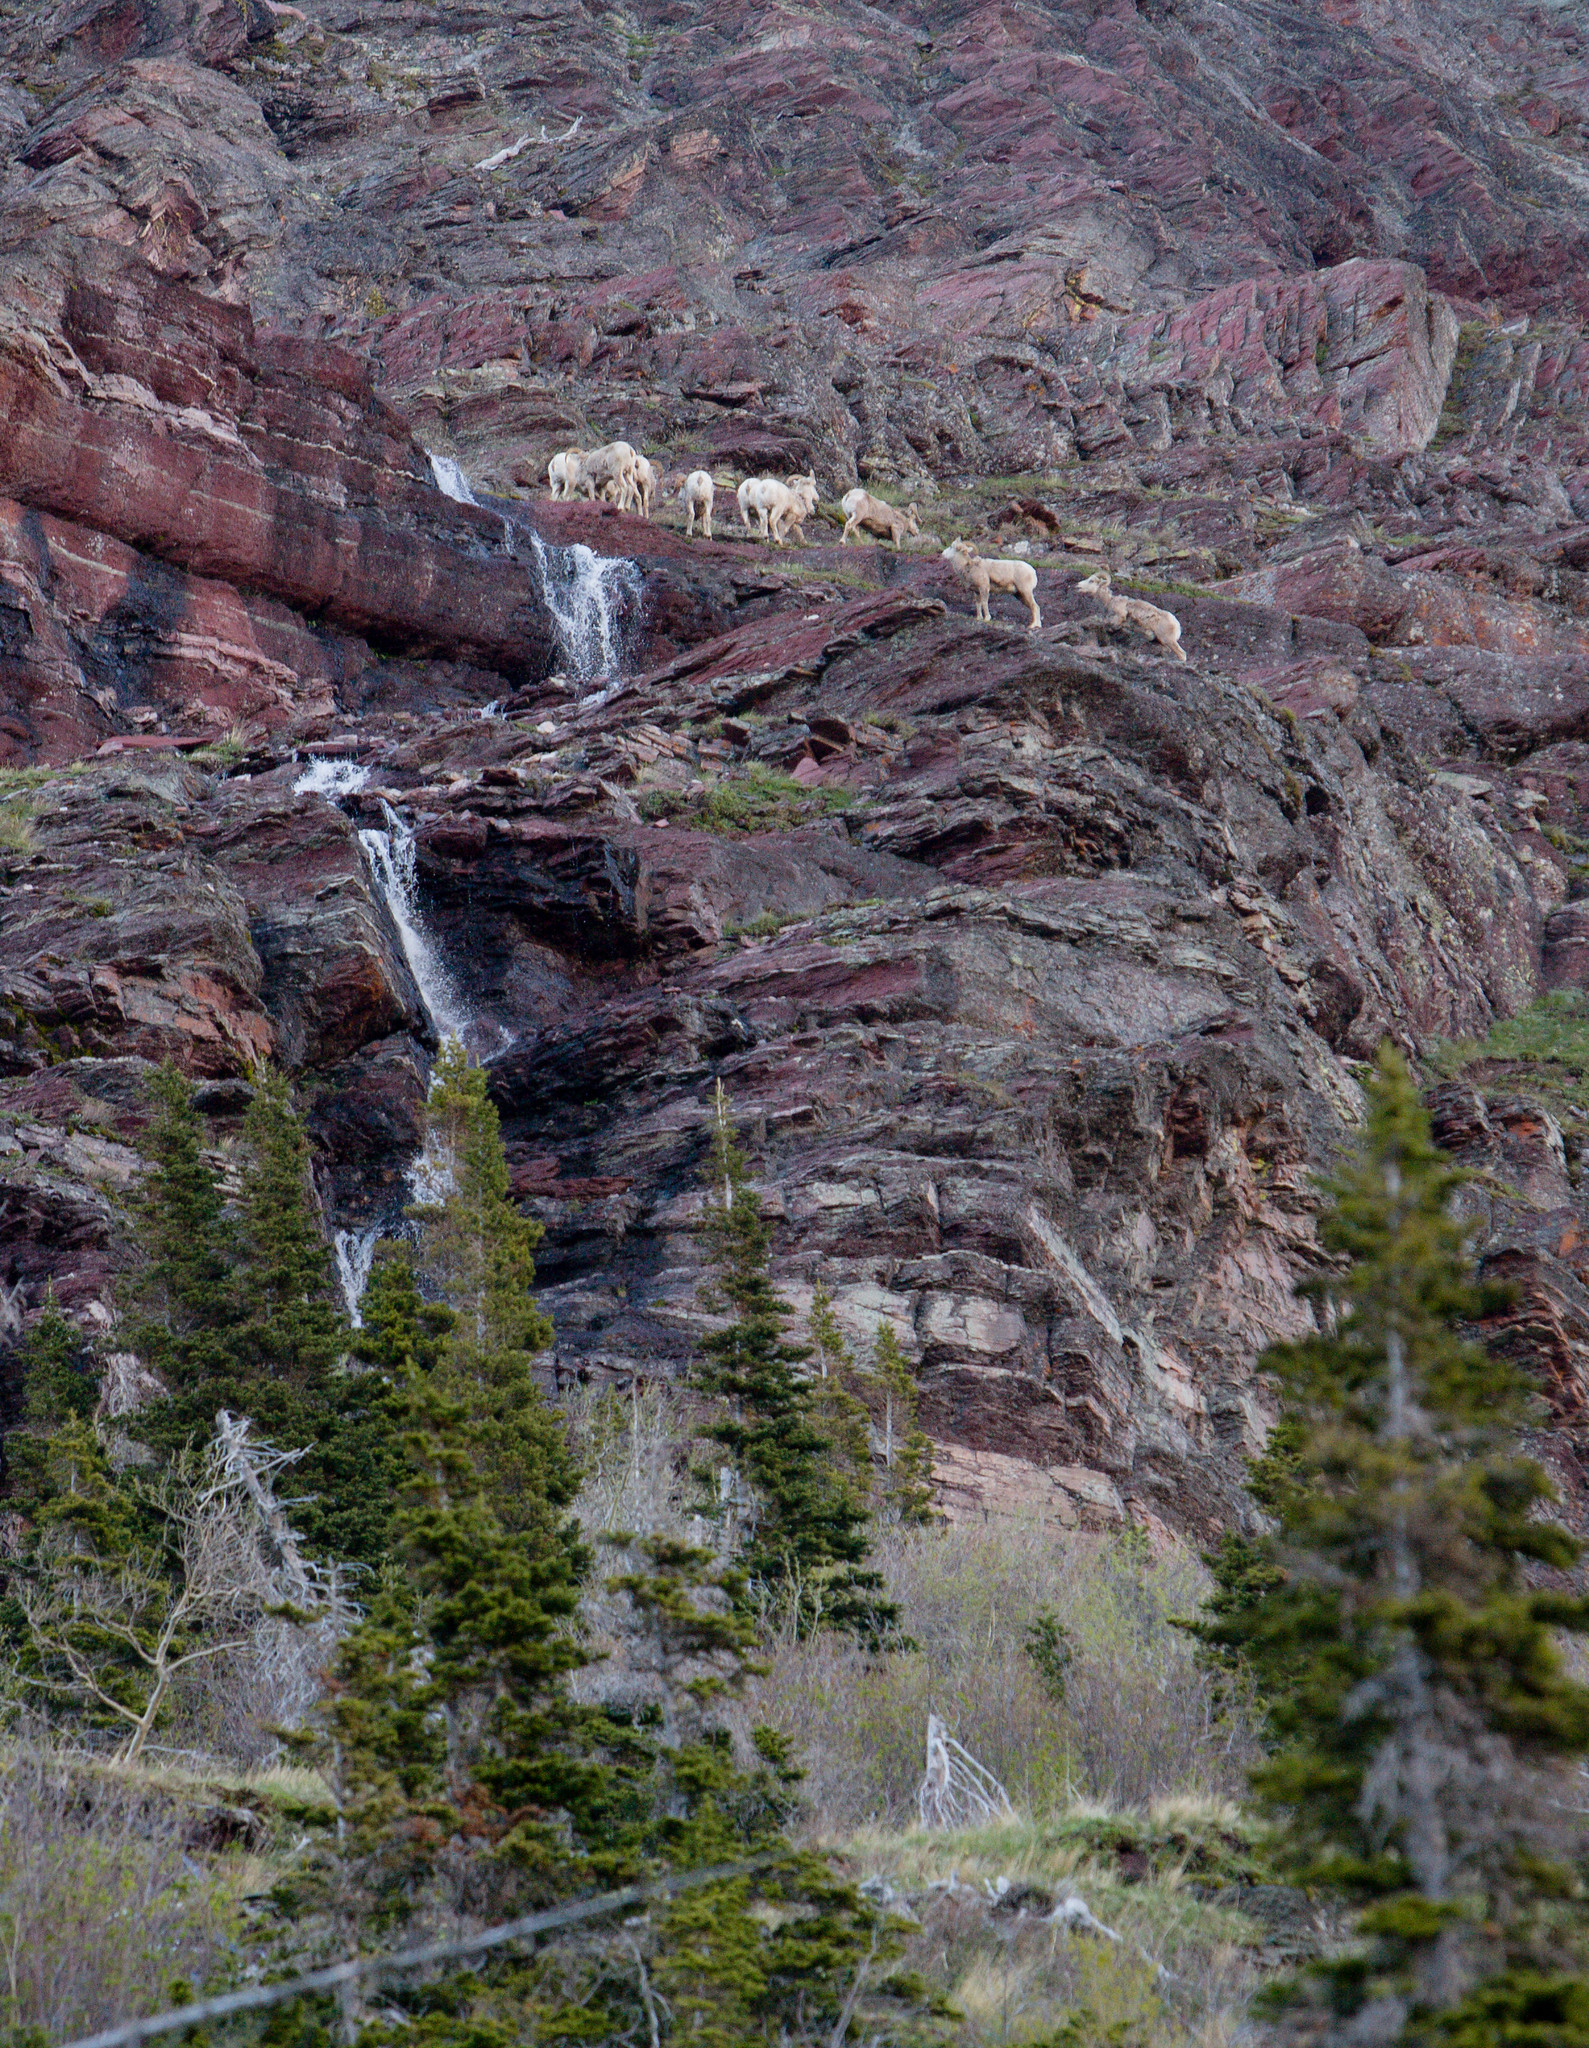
xmin=1200 ymin=1048 xmax=1589 ymax=2035
xmin=0 ymin=796 xmax=36 ymax=853
xmin=10 ymin=1037 xmax=1589 ymax=2047
xmin=640 ymin=760 xmax=854 ymax=833
xmin=695 ymin=1092 xmax=896 ymax=1645
xmin=127 ymin=1064 xmax=401 ymax=1565
xmin=1431 ymin=988 xmax=1589 ymax=1114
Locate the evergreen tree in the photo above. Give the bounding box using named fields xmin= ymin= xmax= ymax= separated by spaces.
xmin=4 ymin=1294 xmax=99 ymax=1511
xmin=695 ymin=1088 xmax=896 ymax=1646
xmin=1201 ymin=1048 xmax=1589 ymax=2041
xmin=410 ymin=1041 xmax=560 ymax=1538
xmin=126 ymin=1066 xmax=399 ymax=1567
xmin=119 ymin=1062 xmax=238 ymax=1397
xmin=303 ymin=1405 xmax=903 ymax=2046
xmin=348 ymin=1243 xmax=455 ymax=1380
xmin=872 ymin=1323 xmax=938 ymax=1527
xmin=805 ymin=1282 xmax=874 ymax=1484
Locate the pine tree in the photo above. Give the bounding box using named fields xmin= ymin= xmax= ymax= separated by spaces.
xmin=119 ymin=1062 xmax=238 ymax=1397
xmin=695 ymin=1089 xmax=896 ymax=1646
xmin=1202 ymin=1048 xmax=1589 ymax=2041
xmin=348 ymin=1244 xmax=455 ymax=1380
xmin=126 ymin=1067 xmax=399 ymax=1567
xmin=872 ymin=1323 xmax=938 ymax=1527
xmin=410 ymin=1041 xmax=561 ymax=1539
xmin=3 ymin=1294 xmax=98 ymax=1511
xmin=805 ymin=1282 xmax=874 ymax=1485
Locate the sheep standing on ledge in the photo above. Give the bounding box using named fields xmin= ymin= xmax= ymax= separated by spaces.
xmin=1075 ymin=570 xmax=1186 ymax=662
xmin=631 ymin=454 xmax=661 ymax=519
xmin=941 ymin=539 xmax=1042 ymax=631
xmin=682 ymin=469 xmax=715 ymax=538
xmin=737 ymin=473 xmax=819 ymax=545
xmin=547 ymin=449 xmax=579 ymax=499
xmin=840 ymin=488 xmax=919 ymax=547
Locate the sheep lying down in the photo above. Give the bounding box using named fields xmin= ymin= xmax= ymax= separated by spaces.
xmin=1075 ymin=570 xmax=1185 ymax=661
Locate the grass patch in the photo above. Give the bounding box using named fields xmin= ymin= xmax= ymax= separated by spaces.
xmin=1429 ymin=990 xmax=1589 ymax=1114
xmin=727 ymin=908 xmax=803 ymax=939
xmin=0 ymin=798 xmax=38 ymax=854
xmin=746 ymin=1523 xmax=1257 ymax=1830
xmin=641 ymin=761 xmax=854 ymax=834
xmin=829 ymin=1811 xmax=1270 ymax=2048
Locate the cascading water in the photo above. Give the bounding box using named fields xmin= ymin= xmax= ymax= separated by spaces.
xmin=293 ymin=758 xmax=371 ymax=802
xmin=357 ymin=800 xmax=473 ymax=1046
xmin=333 ymin=1226 xmax=380 ymax=1325
xmin=422 ymin=447 xmax=640 ymax=688
xmin=526 ymin=529 xmax=641 ymax=686
xmin=427 ymin=451 xmax=480 ymax=506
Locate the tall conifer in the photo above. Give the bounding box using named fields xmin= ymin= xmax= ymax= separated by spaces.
xmin=410 ymin=1040 xmax=561 ymax=1539
xmin=126 ymin=1067 xmax=397 ymax=1566
xmin=1203 ymin=1048 xmax=1589 ymax=2041
xmin=695 ymin=1089 xmax=895 ymax=1645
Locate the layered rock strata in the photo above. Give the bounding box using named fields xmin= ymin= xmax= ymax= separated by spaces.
xmin=3 ymin=0 xmax=1589 ymax=1534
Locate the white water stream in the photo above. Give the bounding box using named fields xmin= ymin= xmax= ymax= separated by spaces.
xmin=426 ymin=448 xmax=639 ymax=688
xmin=357 ymin=799 xmax=473 ymax=1045
xmin=297 ymin=756 xmax=479 ymax=1322
xmin=333 ymin=1226 xmax=380 ymax=1325
xmin=427 ymin=451 xmax=480 ymax=506
xmin=526 ymin=530 xmax=641 ymax=685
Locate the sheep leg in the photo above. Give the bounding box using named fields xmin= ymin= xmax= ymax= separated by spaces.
xmin=1025 ymin=596 xmax=1042 ymax=630
xmin=840 ymin=516 xmax=858 ymax=545
xmin=703 ymin=513 xmax=712 ymax=540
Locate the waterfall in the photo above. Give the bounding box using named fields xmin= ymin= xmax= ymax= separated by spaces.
xmin=425 ymin=451 xmax=638 ymax=687
xmin=298 ymin=760 xmax=474 ymax=1043
xmin=427 ymin=451 xmax=480 ymax=506
xmin=526 ymin=529 xmax=641 ymax=685
xmin=293 ymin=758 xmax=371 ymax=800
xmin=358 ymin=800 xmax=473 ymax=1045
xmin=334 ymin=1227 xmax=381 ymax=1325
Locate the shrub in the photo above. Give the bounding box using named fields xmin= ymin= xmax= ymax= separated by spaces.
xmin=745 ymin=1521 xmax=1256 ymax=1830
xmin=0 ymin=1747 xmax=233 ymax=2036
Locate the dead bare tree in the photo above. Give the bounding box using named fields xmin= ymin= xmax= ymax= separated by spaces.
xmin=19 ymin=1418 xmax=347 ymax=1764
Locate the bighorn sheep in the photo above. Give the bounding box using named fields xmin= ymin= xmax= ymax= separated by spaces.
xmin=682 ymin=469 xmax=715 ymax=539
xmin=736 ymin=472 xmax=819 ymax=545
xmin=547 ymin=449 xmax=580 ymax=500
xmin=840 ymin=488 xmax=919 ymax=547
xmin=941 ymin=539 xmax=1042 ymax=631
xmin=577 ymin=439 xmax=640 ymax=508
xmin=1075 ymin=569 xmax=1185 ymax=662
xmin=630 ymin=454 xmax=660 ymax=518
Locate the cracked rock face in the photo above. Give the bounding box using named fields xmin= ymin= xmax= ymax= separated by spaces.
xmin=5 ymin=0 xmax=1589 ymax=1534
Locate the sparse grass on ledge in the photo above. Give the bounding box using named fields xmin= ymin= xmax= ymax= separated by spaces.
xmin=1430 ymin=990 xmax=1589 ymax=1115
xmin=0 ymin=799 xmax=36 ymax=854
xmin=640 ymin=761 xmax=854 ymax=834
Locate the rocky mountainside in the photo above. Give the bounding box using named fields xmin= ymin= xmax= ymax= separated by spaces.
xmin=5 ymin=0 xmax=1589 ymax=1537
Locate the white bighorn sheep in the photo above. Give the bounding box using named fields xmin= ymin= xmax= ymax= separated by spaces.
xmin=630 ymin=454 xmax=661 ymax=518
xmin=840 ymin=487 xmax=920 ymax=547
xmin=941 ymin=539 xmax=1042 ymax=631
xmin=736 ymin=472 xmax=819 ymax=545
xmin=1075 ymin=569 xmax=1185 ymax=662
xmin=682 ymin=469 xmax=715 ymax=539
xmin=547 ymin=448 xmax=580 ymax=500
xmin=577 ymin=439 xmax=641 ymax=508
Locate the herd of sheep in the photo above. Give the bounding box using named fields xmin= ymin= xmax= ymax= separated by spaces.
xmin=542 ymin=438 xmax=1185 ymax=655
